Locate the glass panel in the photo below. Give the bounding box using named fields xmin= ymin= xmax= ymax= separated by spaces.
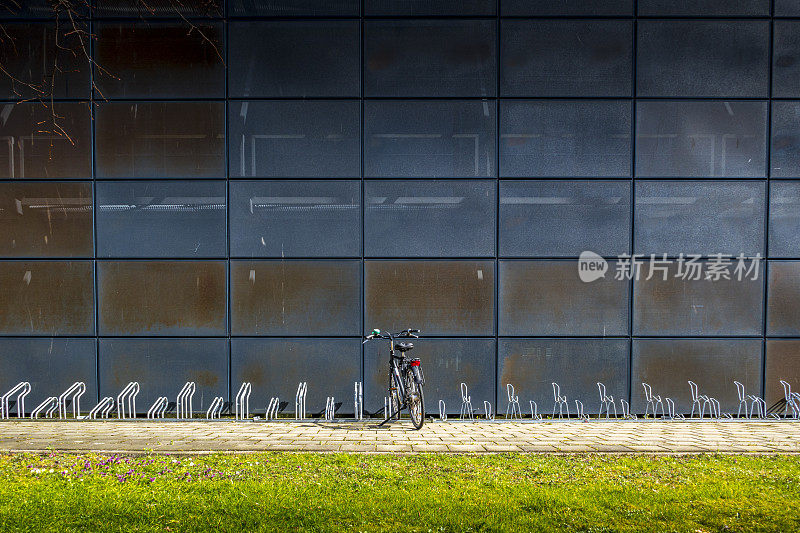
xmin=776 ymin=0 xmax=800 ymax=16
xmin=229 ymin=100 xmax=360 ymax=178
xmin=364 ymin=20 xmax=496 ymax=97
xmin=500 ymin=20 xmax=632 ymax=98
xmin=230 ymin=180 xmax=361 ymax=258
xmin=0 ymin=261 xmax=94 ymax=335
xmin=96 ymin=181 xmax=226 ymax=258
xmin=98 ymin=261 xmax=227 ymax=336
xmin=637 ymin=21 xmax=769 ymax=98
xmin=94 ymin=22 xmax=224 ymax=98
xmin=500 ymin=100 xmax=631 ymax=178
xmin=633 ymin=261 xmax=764 ymax=336
xmin=499 ymin=260 xmax=629 ymax=336
xmin=769 ymin=181 xmax=800 ymax=257
xmin=765 ymin=340 xmax=800 ymax=406
xmin=767 ymin=261 xmax=800 ymax=336
xmin=0 ymin=23 xmax=89 ymax=99
xmin=365 ymin=260 xmax=494 ymax=335
xmin=365 ymin=180 xmax=495 ymax=257
xmin=771 ymin=101 xmax=800 ymax=178
xmin=227 ymin=0 xmax=360 ymax=16
xmin=365 ymin=100 xmax=496 ymax=178
xmin=632 ymin=338 xmax=761 ymax=414
xmin=94 ymin=0 xmax=223 ymax=17
xmin=0 ymin=182 xmax=93 ymax=258
xmin=634 ymin=181 xmax=765 ymax=257
xmin=498 ymin=338 xmax=629 ymax=415
xmin=636 ymin=101 xmax=767 ymax=178
xmin=229 ymin=21 xmax=360 ymax=98
xmin=499 ymin=180 xmax=631 ymax=257
xmin=774 ymin=22 xmax=800 ymax=98
xmin=0 ymin=102 xmax=91 ymax=179
xmin=99 ymin=338 xmax=227 ymax=414
xmin=0 ymin=338 xmax=97 ymax=412
xmin=232 ymin=338 xmax=361 ymax=415
xmin=230 ymin=260 xmax=361 ymax=335
xmin=501 ymin=0 xmax=633 ymax=15
xmin=364 ymin=338 xmax=495 ymax=416
xmin=638 ymin=0 xmax=770 ymax=15
xmin=365 ymin=0 xmax=495 ymax=15
xmin=95 ymin=102 xmax=225 ymax=179
xmin=0 ymin=1 xmax=88 ymax=17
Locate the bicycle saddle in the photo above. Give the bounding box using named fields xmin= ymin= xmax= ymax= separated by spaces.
xmin=396 ymin=342 xmax=414 ymax=352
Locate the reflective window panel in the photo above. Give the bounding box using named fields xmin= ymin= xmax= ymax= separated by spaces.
xmin=364 ymin=338 xmax=495 ymax=416
xmin=634 ymin=181 xmax=765 ymax=257
xmin=499 ymin=260 xmax=629 ymax=336
xmin=96 ymin=181 xmax=226 ymax=258
xmin=501 ymin=21 xmax=632 ymax=98
xmin=636 ymin=101 xmax=767 ymax=178
xmin=769 ymin=181 xmax=800 ymax=258
xmin=365 ymin=180 xmax=495 ymax=257
xmin=773 ymin=22 xmax=800 ymax=98
xmin=0 ymin=261 xmax=94 ymax=335
xmin=632 ymin=338 xmax=761 ymax=414
xmin=229 ymin=100 xmax=360 ymax=178
xmin=365 ymin=100 xmax=495 ymax=178
xmin=765 ymin=340 xmax=800 ymax=406
xmin=638 ymin=1 xmax=770 ymax=16
xmin=500 ymin=100 xmax=632 ymax=178
xmin=771 ymin=101 xmax=800 ymax=178
xmin=0 ymin=182 xmax=93 ymax=258
xmin=499 ymin=180 xmax=631 ymax=257
xmin=99 ymin=338 xmax=227 ymax=415
xmin=637 ymin=21 xmax=769 ymax=98
xmin=776 ymin=0 xmax=800 ymax=16
xmin=0 ymin=23 xmax=89 ymax=99
xmin=0 ymin=103 xmax=91 ymax=179
xmin=229 ymin=21 xmax=360 ymax=98
xmin=94 ymin=22 xmax=224 ymax=98
xmin=498 ymin=338 xmax=629 ymax=415
xmin=95 ymin=0 xmax=222 ymax=17
xmin=0 ymin=338 xmax=97 ymax=412
xmin=95 ymin=102 xmax=225 ymax=179
xmin=227 ymin=0 xmax=360 ymax=16
xmin=231 ymin=260 xmax=361 ymax=336
xmin=365 ymin=260 xmax=494 ymax=335
xmin=365 ymin=0 xmax=495 ymax=15
xmin=230 ymin=181 xmax=361 ymax=258
xmin=767 ymin=261 xmax=800 ymax=336
xmin=501 ymin=0 xmax=633 ymax=15
xmin=232 ymin=338 xmax=361 ymax=416
xmin=98 ymin=261 xmax=227 ymax=336
xmin=364 ymin=20 xmax=496 ymax=97
xmin=633 ymin=261 xmax=764 ymax=336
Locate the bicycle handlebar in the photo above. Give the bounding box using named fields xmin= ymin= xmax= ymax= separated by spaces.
xmin=362 ymin=328 xmax=420 ymax=343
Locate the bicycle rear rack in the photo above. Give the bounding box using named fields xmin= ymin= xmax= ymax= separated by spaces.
xmin=59 ymin=382 xmax=86 ymax=419
xmin=1 ymin=382 xmax=31 ymax=419
xmin=89 ymin=397 xmax=115 ymax=419
xmin=177 ymin=382 xmax=196 ymax=419
xmin=235 ymin=382 xmax=252 ymax=420
xmin=116 ymin=382 xmax=140 ymax=419
xmin=31 ymin=396 xmax=59 ymax=419
xmin=147 ymin=397 xmax=169 ymax=419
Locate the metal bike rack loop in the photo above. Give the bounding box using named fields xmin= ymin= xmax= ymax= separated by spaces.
xmin=1 ymin=382 xmax=31 ymax=419
xmin=266 ymin=397 xmax=280 ymax=420
xmin=31 ymin=396 xmax=59 ymax=419
xmin=295 ymin=382 xmax=307 ymax=420
xmin=235 ymin=382 xmax=252 ymax=420
xmin=116 ymin=382 xmax=140 ymax=419
xmin=89 ymin=397 xmax=115 ymax=419
xmin=147 ymin=397 xmax=169 ymax=419
xmin=58 ymin=382 xmax=86 ymax=419
xmin=354 ymin=382 xmax=363 ymax=421
xmin=206 ymin=396 xmax=224 ymax=419
xmin=177 ymin=382 xmax=196 ymax=419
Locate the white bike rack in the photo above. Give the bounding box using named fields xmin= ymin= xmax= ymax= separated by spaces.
xmin=147 ymin=397 xmax=169 ymax=419
xmin=265 ymin=397 xmax=280 ymax=420
xmin=665 ymin=398 xmax=685 ymax=420
xmin=438 ymin=400 xmax=447 ymax=421
xmin=177 ymin=382 xmax=196 ymax=419
xmin=31 ymin=396 xmax=59 ymax=419
xmin=206 ymin=396 xmax=224 ymax=419
xmin=58 ymin=382 xmax=86 ymax=419
xmin=575 ymin=400 xmax=588 ymax=421
xmin=354 ymin=382 xmax=363 ymax=421
xmin=483 ymin=401 xmax=494 ymax=421
xmin=89 ymin=397 xmax=115 ymax=419
xmin=325 ymin=397 xmax=336 ymax=421
xmin=235 ymin=382 xmax=252 ymax=420
xmin=620 ymin=399 xmax=637 ymax=420
xmin=116 ymin=382 xmax=140 ymax=419
xmin=529 ymin=400 xmax=542 ymax=420
xmin=460 ymin=383 xmax=474 ymax=420
xmin=1 ymin=382 xmax=31 ymax=419
xmin=505 ymin=384 xmax=522 ymax=420
xmin=295 ymin=382 xmax=307 ymax=420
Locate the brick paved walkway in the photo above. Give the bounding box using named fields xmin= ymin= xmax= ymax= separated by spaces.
xmin=1 ymin=420 xmax=798 ymax=453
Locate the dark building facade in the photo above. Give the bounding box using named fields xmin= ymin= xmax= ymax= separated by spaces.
xmin=1 ymin=0 xmax=799 ymax=416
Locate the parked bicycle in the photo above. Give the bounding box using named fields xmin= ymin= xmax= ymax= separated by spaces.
xmin=363 ymin=328 xmax=425 ymax=429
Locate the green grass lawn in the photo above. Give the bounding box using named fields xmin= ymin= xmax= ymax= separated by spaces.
xmin=0 ymin=453 xmax=797 ymax=532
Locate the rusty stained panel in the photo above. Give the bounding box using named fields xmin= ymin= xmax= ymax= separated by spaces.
xmin=365 ymin=260 xmax=494 ymax=336
xmin=632 ymin=338 xmax=762 ymax=414
xmin=363 ymin=338 xmax=495 ymax=415
xmin=0 ymin=182 xmax=93 ymax=257
xmin=231 ymin=338 xmax=360 ymax=415
xmin=0 ymin=337 xmax=98 ymax=411
xmin=0 ymin=102 xmax=91 ymax=179
xmin=767 ymin=261 xmax=800 ymax=335
xmin=498 ymin=338 xmax=629 ymax=415
xmin=0 ymin=261 xmax=94 ymax=335
xmin=98 ymin=261 xmax=227 ymax=335
xmin=634 ymin=261 xmax=764 ymax=336
xmin=99 ymin=338 xmax=227 ymax=414
xmin=231 ymin=260 xmax=361 ymax=335
xmin=499 ymin=260 xmax=629 ymax=336
xmin=95 ymin=102 xmax=225 ymax=178
xmin=765 ymin=339 xmax=800 ymax=406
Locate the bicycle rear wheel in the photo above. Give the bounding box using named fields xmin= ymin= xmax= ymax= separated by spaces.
xmin=408 ymin=380 xmax=425 ymax=430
